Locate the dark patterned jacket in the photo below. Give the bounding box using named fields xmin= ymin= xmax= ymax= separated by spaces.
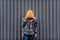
xmin=22 ymin=18 xmax=38 ymax=35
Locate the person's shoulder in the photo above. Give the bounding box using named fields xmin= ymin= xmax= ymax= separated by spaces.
xmin=22 ymin=18 xmax=27 ymax=22
xmin=34 ymin=17 xmax=38 ymax=22
xmin=22 ymin=18 xmax=25 ymax=21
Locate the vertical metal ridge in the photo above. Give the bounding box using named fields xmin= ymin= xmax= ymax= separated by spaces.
xmin=14 ymin=0 xmax=17 ymax=40
xmin=0 ymin=0 xmax=1 ymax=40
xmin=54 ymin=0 xmax=56 ymax=40
xmin=49 ymin=0 xmax=50 ymax=40
xmin=43 ymin=0 xmax=46 ymax=40
xmin=24 ymin=0 xmax=25 ymax=16
xmin=41 ymin=0 xmax=43 ymax=40
xmin=6 ymin=0 xmax=9 ymax=40
xmin=32 ymin=0 xmax=34 ymax=12
xmin=16 ymin=0 xmax=18 ymax=40
xmin=38 ymin=0 xmax=40 ymax=40
xmin=42 ymin=0 xmax=44 ymax=40
xmin=11 ymin=0 xmax=13 ymax=40
xmin=34 ymin=0 xmax=36 ymax=13
xmin=3 ymin=0 xmax=4 ymax=40
xmin=4 ymin=1 xmax=6 ymax=40
xmin=45 ymin=1 xmax=47 ymax=40
xmin=20 ymin=0 xmax=22 ymax=40
xmin=39 ymin=0 xmax=42 ymax=40
xmin=1 ymin=0 xmax=2 ymax=40
xmin=59 ymin=0 xmax=60 ymax=40
xmin=18 ymin=0 xmax=20 ymax=40
xmin=9 ymin=0 xmax=11 ymax=40
xmin=25 ymin=0 xmax=27 ymax=13
xmin=50 ymin=0 xmax=53 ymax=40
xmin=57 ymin=0 xmax=59 ymax=40
xmin=29 ymin=0 xmax=31 ymax=9
xmin=56 ymin=0 xmax=58 ymax=40
xmin=7 ymin=0 xmax=9 ymax=40
xmin=47 ymin=0 xmax=49 ymax=40
xmin=52 ymin=0 xmax=54 ymax=40
xmin=13 ymin=0 xmax=15 ymax=40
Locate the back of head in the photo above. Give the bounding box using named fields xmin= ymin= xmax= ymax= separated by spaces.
xmin=25 ymin=10 xmax=35 ymax=23
xmin=25 ymin=10 xmax=35 ymax=19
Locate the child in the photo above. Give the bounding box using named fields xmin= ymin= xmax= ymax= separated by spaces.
xmin=22 ymin=10 xmax=38 ymax=40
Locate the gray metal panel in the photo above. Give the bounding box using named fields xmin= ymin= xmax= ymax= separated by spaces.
xmin=0 ymin=0 xmax=60 ymax=40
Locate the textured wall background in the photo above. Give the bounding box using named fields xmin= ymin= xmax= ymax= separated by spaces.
xmin=0 ymin=0 xmax=60 ymax=40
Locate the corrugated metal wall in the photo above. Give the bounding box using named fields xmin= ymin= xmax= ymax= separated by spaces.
xmin=0 ymin=0 xmax=60 ymax=40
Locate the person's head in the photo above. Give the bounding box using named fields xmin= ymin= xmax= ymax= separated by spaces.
xmin=25 ymin=10 xmax=35 ymax=23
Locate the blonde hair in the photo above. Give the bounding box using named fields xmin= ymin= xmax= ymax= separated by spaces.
xmin=25 ymin=10 xmax=35 ymax=19
xmin=25 ymin=10 xmax=35 ymax=22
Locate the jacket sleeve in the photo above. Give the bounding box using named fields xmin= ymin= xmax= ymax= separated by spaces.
xmin=21 ymin=18 xmax=27 ymax=28
xmin=34 ymin=19 xmax=38 ymax=28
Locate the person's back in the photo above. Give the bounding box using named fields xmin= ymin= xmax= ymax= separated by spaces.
xmin=22 ymin=18 xmax=37 ymax=35
xmin=22 ymin=10 xmax=38 ymax=40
